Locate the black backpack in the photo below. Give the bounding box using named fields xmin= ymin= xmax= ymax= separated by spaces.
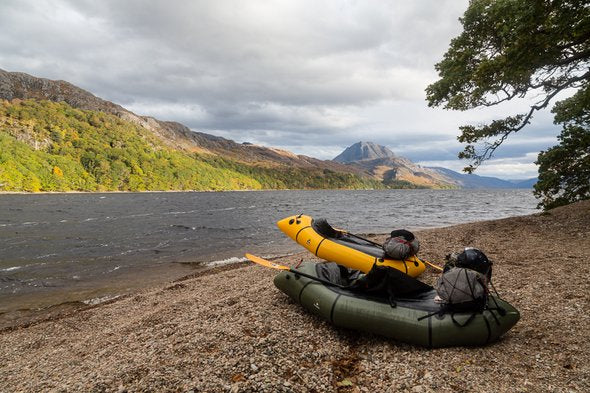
xmin=444 ymin=248 xmax=493 ymax=279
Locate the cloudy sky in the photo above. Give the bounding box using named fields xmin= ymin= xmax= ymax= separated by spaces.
xmin=1 ymin=0 xmax=563 ymax=179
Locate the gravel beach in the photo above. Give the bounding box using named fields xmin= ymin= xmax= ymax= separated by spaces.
xmin=1 ymin=200 xmax=589 ymax=392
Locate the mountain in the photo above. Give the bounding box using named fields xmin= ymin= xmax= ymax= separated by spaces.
xmin=509 ymin=178 xmax=538 ymax=188
xmin=332 ymin=142 xmax=457 ymax=188
xmin=0 ymin=69 xmax=367 ymax=172
xmin=0 ymin=70 xmax=534 ymax=192
xmin=333 ymin=142 xmax=537 ymax=189
xmin=0 ymin=69 xmax=382 ymax=192
xmin=333 ymin=141 xmax=397 ymax=163
xmin=427 ymin=167 xmax=519 ymax=189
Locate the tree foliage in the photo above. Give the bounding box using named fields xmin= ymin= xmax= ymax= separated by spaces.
xmin=426 ymin=0 xmax=590 ymax=209
xmin=0 ymin=100 xmax=383 ymax=192
xmin=534 ymin=85 xmax=590 ymax=209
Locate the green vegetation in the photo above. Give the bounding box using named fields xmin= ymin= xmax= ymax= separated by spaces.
xmin=426 ymin=0 xmax=589 ymax=209
xmin=0 ymin=100 xmax=383 ymax=192
xmin=534 ymin=87 xmax=590 ymax=209
xmin=382 ymin=178 xmax=429 ymax=189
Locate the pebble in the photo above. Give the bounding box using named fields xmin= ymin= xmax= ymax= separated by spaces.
xmin=1 ymin=207 xmax=590 ymax=393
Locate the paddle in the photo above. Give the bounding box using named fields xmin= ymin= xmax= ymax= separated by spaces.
xmin=421 ymin=258 xmax=444 ymax=272
xmin=245 ymin=253 xmax=347 ymax=288
xmin=339 ymin=230 xmax=384 ymax=247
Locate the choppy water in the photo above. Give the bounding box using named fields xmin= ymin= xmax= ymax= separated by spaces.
xmin=0 ymin=189 xmax=538 ymax=312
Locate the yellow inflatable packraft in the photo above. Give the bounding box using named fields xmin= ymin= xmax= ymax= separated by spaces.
xmin=277 ymin=214 xmax=425 ymax=277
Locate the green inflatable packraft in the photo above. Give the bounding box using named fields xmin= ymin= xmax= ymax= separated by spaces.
xmin=273 ymin=261 xmax=520 ymax=348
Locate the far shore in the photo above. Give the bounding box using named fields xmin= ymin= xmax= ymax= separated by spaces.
xmin=0 ymin=189 xmax=263 ymax=194
xmin=1 ymin=200 xmax=588 ymax=391
xmin=2 ymin=186 xmax=533 ymax=195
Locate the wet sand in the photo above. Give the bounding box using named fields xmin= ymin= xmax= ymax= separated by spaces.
xmin=0 ymin=200 xmax=589 ymax=392
xmin=0 ymin=261 xmax=204 ymax=330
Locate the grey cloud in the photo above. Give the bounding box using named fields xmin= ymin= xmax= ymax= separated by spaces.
xmin=7 ymin=0 xmax=465 ymax=107
xmin=0 ymin=0 xmax=559 ymax=178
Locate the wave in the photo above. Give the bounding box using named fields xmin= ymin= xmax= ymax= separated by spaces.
xmin=35 ymin=253 xmax=59 ymax=259
xmin=205 ymin=256 xmax=248 ymax=267
xmin=0 ymin=266 xmax=22 ymax=272
xmin=204 ymin=252 xmax=296 ymax=268
xmin=170 ymin=224 xmax=197 ymax=230
xmin=82 ymin=294 xmax=121 ymax=306
xmin=208 ymin=207 xmax=237 ymax=212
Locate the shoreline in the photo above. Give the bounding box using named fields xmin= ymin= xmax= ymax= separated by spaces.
xmin=0 ymin=258 xmax=256 ymax=333
xmin=0 ymin=189 xmax=263 ymax=195
xmin=0 ymin=207 xmax=541 ymax=330
xmin=0 ymin=186 xmax=534 ymax=195
xmin=1 ymin=201 xmax=588 ymax=391
xmin=0 ymin=253 xmax=296 ymax=331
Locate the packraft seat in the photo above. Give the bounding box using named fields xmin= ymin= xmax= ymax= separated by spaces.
xmin=312 ymin=218 xmax=386 ymax=258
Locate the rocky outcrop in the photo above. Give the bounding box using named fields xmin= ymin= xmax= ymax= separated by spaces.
xmin=333 ymin=141 xmax=397 ymax=163
xmin=0 ymin=69 xmax=126 ymax=114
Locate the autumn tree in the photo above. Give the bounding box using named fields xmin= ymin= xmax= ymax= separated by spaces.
xmin=426 ymin=0 xmax=590 ymax=209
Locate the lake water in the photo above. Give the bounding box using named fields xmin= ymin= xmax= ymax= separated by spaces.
xmin=0 ymin=189 xmax=538 ymax=314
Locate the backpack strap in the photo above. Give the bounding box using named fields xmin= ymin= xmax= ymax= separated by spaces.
xmin=417 ymin=306 xmax=446 ymax=321
xmin=451 ymin=311 xmax=478 ymax=327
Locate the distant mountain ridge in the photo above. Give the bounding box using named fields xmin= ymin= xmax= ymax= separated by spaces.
xmin=509 ymin=178 xmax=538 ymax=188
xmin=428 ymin=166 xmax=536 ymax=189
xmin=332 ymin=142 xmax=537 ymax=189
xmin=332 ymin=142 xmax=458 ymax=188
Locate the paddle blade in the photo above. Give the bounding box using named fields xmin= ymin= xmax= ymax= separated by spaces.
xmin=245 ymin=253 xmax=290 ymax=270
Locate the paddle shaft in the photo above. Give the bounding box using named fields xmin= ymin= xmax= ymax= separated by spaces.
xmin=344 ymin=231 xmax=383 ymax=247
xmin=246 ymin=253 xmax=348 ymax=288
xmin=345 ymin=233 xmax=444 ymax=271
xmin=422 ymin=259 xmax=444 ymax=271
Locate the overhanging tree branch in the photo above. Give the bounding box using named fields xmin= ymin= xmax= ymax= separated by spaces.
xmin=426 ymin=0 xmax=590 ymax=209
xmin=460 ymin=69 xmax=590 ymax=172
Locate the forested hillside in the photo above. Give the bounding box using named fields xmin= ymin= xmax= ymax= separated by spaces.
xmin=0 ymin=100 xmax=383 ymax=192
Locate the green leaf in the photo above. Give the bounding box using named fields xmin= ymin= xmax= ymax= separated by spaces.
xmin=336 ymin=379 xmax=354 ymax=387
